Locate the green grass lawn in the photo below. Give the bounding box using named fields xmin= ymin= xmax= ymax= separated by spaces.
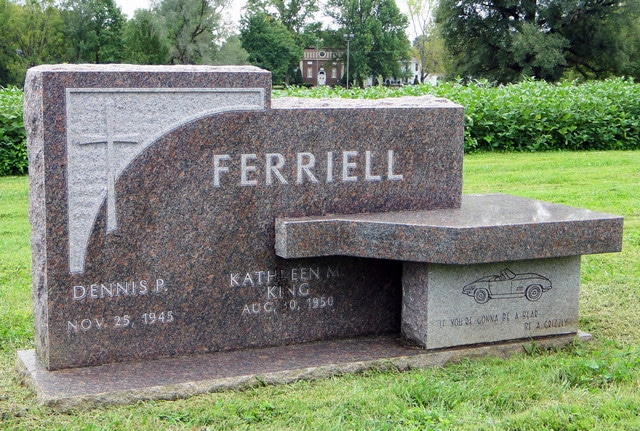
xmin=1 ymin=151 xmax=639 ymax=430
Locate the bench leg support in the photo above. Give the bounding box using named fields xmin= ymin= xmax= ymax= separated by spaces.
xmin=402 ymin=256 xmax=582 ymax=349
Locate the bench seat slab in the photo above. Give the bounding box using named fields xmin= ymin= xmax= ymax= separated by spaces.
xmin=275 ymin=194 xmax=623 ymax=264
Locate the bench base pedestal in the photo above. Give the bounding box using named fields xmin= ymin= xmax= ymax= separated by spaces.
xmin=402 ymin=257 xmax=581 ymax=349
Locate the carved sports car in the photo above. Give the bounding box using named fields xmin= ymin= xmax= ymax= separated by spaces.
xmin=462 ymin=268 xmax=552 ymax=304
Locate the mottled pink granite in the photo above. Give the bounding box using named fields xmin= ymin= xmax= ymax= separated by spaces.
xmin=20 ymin=65 xmax=623 ymax=409
xmin=24 ymin=64 xmax=463 ymax=371
xmin=275 ymin=194 xmax=624 ymax=264
xmin=17 ymin=332 xmax=590 ymax=410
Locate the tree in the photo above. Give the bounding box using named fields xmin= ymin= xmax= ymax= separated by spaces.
xmin=243 ymin=0 xmax=321 ymax=80
xmin=555 ymin=0 xmax=638 ymax=79
xmin=412 ymin=29 xmax=445 ymax=79
xmin=0 ymin=0 xmax=68 ymax=86
xmin=406 ymin=0 xmax=438 ymax=81
xmin=0 ymin=0 xmax=20 ymax=85
xmin=12 ymin=1 xmax=67 ymax=67
xmin=153 ymin=0 xmax=229 ymax=64
xmin=240 ymin=11 xmax=302 ymax=83
xmin=123 ymin=9 xmax=170 ymax=64
xmin=436 ymin=0 xmax=639 ymax=83
xmin=245 ymin=0 xmax=319 ymax=35
xmin=62 ymin=0 xmax=126 ymax=63
xmin=619 ymin=11 xmax=640 ymax=80
xmin=210 ymin=34 xmax=249 ymax=65
xmin=327 ymin=0 xmax=411 ymax=87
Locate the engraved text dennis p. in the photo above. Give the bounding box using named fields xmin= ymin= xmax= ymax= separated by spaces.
xmin=72 ymin=278 xmax=166 ymax=300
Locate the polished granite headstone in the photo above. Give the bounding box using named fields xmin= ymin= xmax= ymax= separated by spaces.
xmin=23 ymin=64 xmax=463 ymax=371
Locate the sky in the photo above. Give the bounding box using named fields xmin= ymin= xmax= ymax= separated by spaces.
xmin=115 ymin=0 xmax=150 ymax=17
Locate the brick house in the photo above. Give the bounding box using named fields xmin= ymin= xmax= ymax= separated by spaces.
xmin=299 ymin=47 xmax=426 ymax=87
xmin=300 ymin=48 xmax=345 ymax=86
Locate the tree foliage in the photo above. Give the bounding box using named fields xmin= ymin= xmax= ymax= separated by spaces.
xmin=240 ymin=11 xmax=302 ymax=83
xmin=242 ymin=0 xmax=320 ymax=82
xmin=0 ymin=0 xmax=240 ymax=85
xmin=412 ymin=30 xmax=445 ymax=78
xmin=619 ymin=13 xmax=640 ymax=79
xmin=62 ymin=0 xmax=126 ymax=63
xmin=0 ymin=0 xmax=67 ymax=85
xmin=123 ymin=9 xmax=169 ymax=64
xmin=437 ymin=0 xmax=640 ymax=83
xmin=326 ymin=0 xmax=411 ymax=86
xmin=406 ymin=0 xmax=439 ymax=80
xmin=152 ymin=0 xmax=229 ymax=65
xmin=210 ymin=34 xmax=249 ymax=65
xmin=11 ymin=1 xmax=67 ymax=68
xmin=245 ymin=0 xmax=319 ymax=35
xmin=0 ymin=0 xmax=416 ymax=87
xmin=0 ymin=0 xmax=20 ymax=85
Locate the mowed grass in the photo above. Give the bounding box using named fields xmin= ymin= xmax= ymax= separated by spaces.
xmin=0 ymin=176 xmax=32 ymax=351
xmin=0 ymin=151 xmax=639 ymax=430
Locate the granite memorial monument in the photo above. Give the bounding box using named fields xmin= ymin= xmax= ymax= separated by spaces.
xmin=18 ymin=64 xmax=623 ymax=409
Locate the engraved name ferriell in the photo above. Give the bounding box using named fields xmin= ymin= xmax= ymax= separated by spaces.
xmin=213 ymin=150 xmax=404 ymax=186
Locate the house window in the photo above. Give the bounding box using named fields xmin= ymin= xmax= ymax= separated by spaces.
xmin=332 ymin=68 xmax=337 ymax=79
xmin=307 ymin=67 xmax=313 ymax=78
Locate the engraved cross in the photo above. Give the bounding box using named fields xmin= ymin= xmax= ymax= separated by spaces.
xmin=76 ymin=100 xmax=140 ymax=232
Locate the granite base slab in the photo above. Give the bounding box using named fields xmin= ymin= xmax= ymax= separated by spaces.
xmin=17 ymin=332 xmax=591 ymax=410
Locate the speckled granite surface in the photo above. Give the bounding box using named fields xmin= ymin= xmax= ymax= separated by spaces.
xmin=21 ymin=65 xmax=620 ymax=408
xmin=275 ymin=194 xmax=624 ymax=264
xmin=24 ymin=65 xmax=464 ymax=371
xmin=402 ymin=257 xmax=582 ymax=349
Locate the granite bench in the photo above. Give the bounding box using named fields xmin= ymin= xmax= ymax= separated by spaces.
xmin=276 ymin=193 xmax=623 ymax=349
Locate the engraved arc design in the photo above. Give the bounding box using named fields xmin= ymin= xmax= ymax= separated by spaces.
xmin=66 ymin=88 xmax=265 ymax=274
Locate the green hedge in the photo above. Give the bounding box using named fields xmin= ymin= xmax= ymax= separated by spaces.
xmin=0 ymin=87 xmax=27 ymax=176
xmin=432 ymin=79 xmax=640 ymax=152
xmin=1 ymin=80 xmax=639 ymax=176
xmin=275 ymin=78 xmax=640 ymax=152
